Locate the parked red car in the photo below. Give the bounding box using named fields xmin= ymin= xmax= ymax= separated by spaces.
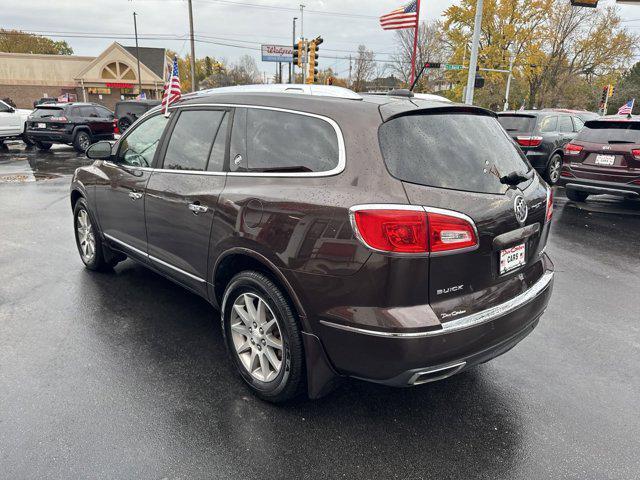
xmin=559 ymin=117 xmax=640 ymax=201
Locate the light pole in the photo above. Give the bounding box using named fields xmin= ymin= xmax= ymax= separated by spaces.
xmin=464 ymin=0 xmax=484 ymax=105
xmin=290 ymin=17 xmax=297 ymax=84
xmin=503 ymin=50 xmax=516 ymax=111
xmin=300 ymin=4 xmax=306 ymax=84
xmin=133 ymin=12 xmax=143 ymax=97
xmin=187 ymin=0 xmax=197 ymax=92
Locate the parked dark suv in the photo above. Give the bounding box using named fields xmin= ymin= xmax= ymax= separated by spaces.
xmin=70 ymin=86 xmax=554 ymax=402
xmin=26 ymin=102 xmax=115 ymax=152
xmin=114 ymin=99 xmax=161 ymax=133
xmin=498 ymin=111 xmax=584 ymax=185
xmin=559 ymin=117 xmax=640 ymax=201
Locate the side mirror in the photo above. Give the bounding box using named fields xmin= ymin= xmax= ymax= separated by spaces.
xmin=86 ymin=141 xmax=112 ymax=160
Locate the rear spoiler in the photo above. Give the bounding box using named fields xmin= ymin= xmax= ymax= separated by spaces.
xmin=380 ymin=103 xmax=496 ymax=122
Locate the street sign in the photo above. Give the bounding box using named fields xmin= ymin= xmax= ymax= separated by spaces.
xmin=424 ymin=63 xmax=464 ymax=70
xmin=261 ymin=44 xmax=293 ymax=63
xmin=444 ymin=64 xmax=464 ymax=70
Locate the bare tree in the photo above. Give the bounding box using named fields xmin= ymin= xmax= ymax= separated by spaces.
xmin=352 ymin=45 xmax=377 ymax=92
xmin=390 ymin=20 xmax=450 ymax=91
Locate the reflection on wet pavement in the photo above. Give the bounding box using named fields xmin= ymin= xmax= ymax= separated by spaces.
xmin=0 ymin=141 xmax=92 ymax=182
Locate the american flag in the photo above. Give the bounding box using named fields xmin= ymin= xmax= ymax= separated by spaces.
xmin=162 ymin=57 xmax=181 ymax=115
xmin=617 ymin=99 xmax=634 ymax=116
xmin=380 ymin=0 xmax=419 ymax=30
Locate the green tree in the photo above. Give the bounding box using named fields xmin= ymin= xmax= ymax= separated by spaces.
xmin=608 ymin=62 xmax=640 ymax=115
xmin=0 ymin=29 xmax=73 ymax=54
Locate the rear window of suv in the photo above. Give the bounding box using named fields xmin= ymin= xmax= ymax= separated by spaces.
xmin=497 ymin=115 xmax=535 ymax=133
xmin=31 ymin=107 xmax=65 ymax=118
xmin=577 ymin=121 xmax=640 ymax=144
xmin=379 ymin=113 xmax=531 ymax=194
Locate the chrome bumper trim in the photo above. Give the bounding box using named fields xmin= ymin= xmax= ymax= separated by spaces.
xmin=320 ymin=271 xmax=554 ymax=338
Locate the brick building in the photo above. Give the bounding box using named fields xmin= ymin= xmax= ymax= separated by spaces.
xmin=0 ymin=42 xmax=169 ymax=109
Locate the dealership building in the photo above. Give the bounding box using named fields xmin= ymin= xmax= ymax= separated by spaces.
xmin=0 ymin=42 xmax=169 ymax=109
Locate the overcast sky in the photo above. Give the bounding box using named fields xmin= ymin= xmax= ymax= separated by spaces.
xmin=3 ymin=0 xmax=640 ymax=79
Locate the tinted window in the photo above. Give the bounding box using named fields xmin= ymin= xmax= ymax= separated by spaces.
xmin=79 ymin=106 xmax=97 ymax=117
xmin=0 ymin=101 xmax=11 ymax=113
xmin=539 ymin=116 xmax=558 ymax=133
xmin=95 ymin=106 xmax=113 ymax=118
xmin=163 ymin=109 xmax=226 ymax=171
xmin=208 ymin=112 xmax=229 ymax=172
xmin=245 ymin=109 xmax=339 ymax=172
xmin=118 ymin=114 xmax=168 ymax=167
xmin=577 ymin=121 xmax=640 ymax=144
xmin=558 ymin=116 xmax=574 ymax=133
xmin=31 ymin=107 xmax=64 ymax=118
xmin=115 ymin=103 xmax=149 ymax=117
xmin=497 ymin=115 xmax=534 ymax=133
xmin=379 ymin=113 xmax=530 ymax=195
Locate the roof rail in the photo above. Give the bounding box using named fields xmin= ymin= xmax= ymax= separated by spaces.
xmin=184 ymin=83 xmax=362 ymax=101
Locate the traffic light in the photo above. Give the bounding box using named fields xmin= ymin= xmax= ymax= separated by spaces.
xmin=424 ymin=62 xmax=442 ymax=69
xmin=601 ymin=85 xmax=609 ymax=104
xmin=570 ymin=0 xmax=598 ymax=7
xmin=293 ymin=40 xmax=304 ymax=68
xmin=608 ymin=84 xmax=615 ymax=97
xmin=474 ymin=74 xmax=485 ymax=89
xmin=306 ymin=36 xmax=322 ymax=84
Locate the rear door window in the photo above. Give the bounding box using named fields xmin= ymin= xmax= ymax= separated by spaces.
xmin=577 ymin=121 xmax=640 ymax=144
xmin=379 ymin=113 xmax=531 ymax=194
xmin=243 ymin=108 xmax=340 ymax=173
xmin=558 ymin=116 xmax=574 ymax=133
xmin=162 ymin=109 xmax=226 ymax=171
xmin=497 ymin=115 xmax=534 ymax=133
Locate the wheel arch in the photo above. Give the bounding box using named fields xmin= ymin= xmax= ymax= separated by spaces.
xmin=73 ymin=125 xmax=92 ymax=137
xmin=212 ymin=248 xmax=309 ymax=331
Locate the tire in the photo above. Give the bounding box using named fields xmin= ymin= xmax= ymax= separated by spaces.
xmin=117 ymin=117 xmax=132 ymax=133
xmin=566 ymin=188 xmax=589 ymax=202
xmin=73 ymin=198 xmax=117 ymax=271
xmin=35 ymin=141 xmax=52 ymax=150
xmin=22 ymin=135 xmax=35 ymax=147
xmin=545 ymin=153 xmax=562 ymax=185
xmin=73 ymin=130 xmax=92 ymax=153
xmin=221 ymin=271 xmax=305 ymax=403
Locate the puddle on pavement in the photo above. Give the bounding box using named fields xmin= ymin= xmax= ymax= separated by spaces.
xmin=0 ymin=172 xmax=62 ymax=183
xmin=0 ymin=141 xmax=92 ymax=180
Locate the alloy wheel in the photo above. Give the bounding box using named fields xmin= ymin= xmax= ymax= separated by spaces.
xmin=230 ymin=292 xmax=284 ymax=383
xmin=76 ymin=209 xmax=96 ymax=262
xmin=549 ymin=157 xmax=561 ymax=184
xmin=79 ymin=133 xmax=91 ymax=151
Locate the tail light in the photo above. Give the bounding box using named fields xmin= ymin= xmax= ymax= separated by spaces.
xmin=49 ymin=116 xmax=67 ymax=122
xmin=349 ymin=206 xmax=478 ymax=255
xmin=113 ymin=119 xmax=120 ymax=135
xmin=632 ymin=149 xmax=640 ymax=160
xmin=545 ymin=189 xmax=553 ymax=223
xmin=565 ymin=143 xmax=583 ymax=155
xmin=516 ymin=136 xmax=543 ymax=147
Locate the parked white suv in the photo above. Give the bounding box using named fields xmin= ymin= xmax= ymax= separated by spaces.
xmin=0 ymin=100 xmax=33 ymax=147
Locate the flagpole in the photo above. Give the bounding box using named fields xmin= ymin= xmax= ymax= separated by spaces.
xmin=409 ymin=0 xmax=421 ymax=86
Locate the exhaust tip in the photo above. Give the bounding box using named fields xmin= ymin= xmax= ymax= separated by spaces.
xmin=408 ymin=361 xmax=466 ymax=385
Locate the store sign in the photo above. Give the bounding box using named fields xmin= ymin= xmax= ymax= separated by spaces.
xmin=261 ymin=44 xmax=293 ymax=63
xmin=87 ymin=87 xmax=111 ymax=95
xmin=106 ymin=82 xmax=134 ymax=89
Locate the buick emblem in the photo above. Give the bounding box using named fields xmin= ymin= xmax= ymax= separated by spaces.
xmin=513 ymin=195 xmax=528 ymax=225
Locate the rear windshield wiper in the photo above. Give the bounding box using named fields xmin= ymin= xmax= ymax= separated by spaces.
xmin=251 ymin=165 xmax=313 ymax=173
xmin=500 ymin=169 xmax=533 ymax=186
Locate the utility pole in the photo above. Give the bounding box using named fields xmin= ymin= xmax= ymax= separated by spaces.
xmin=300 ymin=4 xmax=306 ymax=84
xmin=348 ymin=54 xmax=352 ymax=88
xmin=133 ymin=12 xmax=143 ymax=96
xmin=187 ymin=0 xmax=197 ymax=92
xmin=503 ymin=50 xmax=516 ymax=111
xmin=464 ymin=0 xmax=484 ymax=105
xmin=290 ymin=17 xmax=297 ymax=83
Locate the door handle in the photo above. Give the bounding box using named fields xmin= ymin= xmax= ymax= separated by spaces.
xmin=128 ymin=191 xmax=143 ymax=200
xmin=188 ymin=202 xmax=208 ymax=214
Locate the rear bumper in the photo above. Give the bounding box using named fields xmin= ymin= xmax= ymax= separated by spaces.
xmin=558 ymin=176 xmax=640 ymax=197
xmin=316 ymin=262 xmax=554 ymax=384
xmin=26 ymin=130 xmax=73 ymax=143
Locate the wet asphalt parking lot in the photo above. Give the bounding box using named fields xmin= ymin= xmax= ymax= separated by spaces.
xmin=1 ymin=142 xmax=639 ymax=479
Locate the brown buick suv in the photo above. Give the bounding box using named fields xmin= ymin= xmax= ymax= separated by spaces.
xmin=70 ymin=85 xmax=554 ymax=402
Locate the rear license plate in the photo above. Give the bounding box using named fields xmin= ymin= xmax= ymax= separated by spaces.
xmin=500 ymin=244 xmax=526 ymax=275
xmin=37 ymin=123 xmax=46 ymax=129
xmin=595 ymin=154 xmax=615 ymax=166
